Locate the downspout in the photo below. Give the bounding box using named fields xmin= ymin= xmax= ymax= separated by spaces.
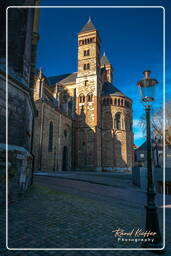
xmin=39 ymin=101 xmax=45 ymax=170
xmin=30 ymin=108 xmax=35 ymax=185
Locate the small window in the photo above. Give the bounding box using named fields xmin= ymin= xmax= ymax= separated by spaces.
xmin=83 ymin=63 xmax=90 ymax=70
xmin=140 ymin=153 xmax=144 ymax=159
xmin=84 ymin=50 xmax=90 ymax=56
xmin=114 ymin=99 xmax=117 ymax=105
xmin=87 ymin=93 xmax=93 ymax=102
xmin=79 ymin=94 xmax=85 ymax=103
xmin=64 ymin=129 xmax=67 ymax=138
xmin=85 ymin=80 xmax=88 ymax=86
xmin=114 ymin=112 xmax=121 ymax=129
xmin=103 ymin=98 xmax=106 ymax=105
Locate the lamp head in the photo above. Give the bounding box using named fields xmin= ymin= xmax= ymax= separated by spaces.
xmin=137 ymin=70 xmax=158 ymax=104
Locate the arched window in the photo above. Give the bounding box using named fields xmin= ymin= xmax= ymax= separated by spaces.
xmin=79 ymin=94 xmax=85 ymax=103
xmin=118 ymin=99 xmax=120 ymax=106
xmin=48 ymin=121 xmax=53 ymax=152
xmin=103 ymin=98 xmax=106 ymax=105
xmin=114 ymin=113 xmax=121 ymax=130
xmin=114 ymin=98 xmax=117 ymax=105
xmin=87 ymin=93 xmax=93 ymax=102
xmin=106 ymin=98 xmax=110 ymax=105
xmin=121 ymin=99 xmax=123 ymax=106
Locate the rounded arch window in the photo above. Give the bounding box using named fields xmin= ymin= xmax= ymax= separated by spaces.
xmin=114 ymin=98 xmax=117 ymax=105
xmin=79 ymin=94 xmax=85 ymax=103
xmin=114 ymin=112 xmax=121 ymax=130
xmin=103 ymin=98 xmax=106 ymax=105
xmin=64 ymin=129 xmax=67 ymax=138
xmin=87 ymin=93 xmax=93 ymax=102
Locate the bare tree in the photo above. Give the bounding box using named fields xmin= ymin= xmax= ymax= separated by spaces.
xmin=138 ymin=100 xmax=171 ymax=145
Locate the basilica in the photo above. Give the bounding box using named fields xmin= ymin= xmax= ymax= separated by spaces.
xmin=32 ymin=18 xmax=134 ymax=172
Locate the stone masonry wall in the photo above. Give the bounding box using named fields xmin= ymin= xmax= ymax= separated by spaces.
xmin=33 ymin=101 xmax=72 ymax=172
xmin=102 ymin=96 xmax=133 ymax=170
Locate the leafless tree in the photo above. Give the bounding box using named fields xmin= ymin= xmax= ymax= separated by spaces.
xmin=138 ymin=100 xmax=171 ymax=145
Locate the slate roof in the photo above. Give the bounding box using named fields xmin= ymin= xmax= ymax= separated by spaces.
xmin=101 ymin=82 xmax=125 ymax=97
xmin=79 ymin=17 xmax=96 ymax=33
xmin=47 ymin=73 xmax=77 ymax=86
xmin=60 ymin=72 xmax=77 ymax=84
xmin=100 ymin=53 xmax=110 ymax=66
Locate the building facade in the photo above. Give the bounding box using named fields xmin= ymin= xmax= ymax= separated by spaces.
xmin=0 ymin=0 xmax=40 ymax=203
xmin=33 ymin=18 xmax=134 ymax=172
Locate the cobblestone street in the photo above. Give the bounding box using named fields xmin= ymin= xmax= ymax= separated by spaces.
xmin=1 ymin=173 xmax=171 ymax=256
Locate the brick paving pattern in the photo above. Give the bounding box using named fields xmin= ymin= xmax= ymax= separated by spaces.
xmin=1 ymin=174 xmax=170 ymax=256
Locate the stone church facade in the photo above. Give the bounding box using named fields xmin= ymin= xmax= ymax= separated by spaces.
xmin=0 ymin=0 xmax=40 ymax=203
xmin=33 ymin=18 xmax=134 ymax=172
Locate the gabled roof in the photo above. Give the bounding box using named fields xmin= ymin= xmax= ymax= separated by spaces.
xmin=100 ymin=52 xmax=111 ymax=66
xmin=101 ymin=82 xmax=125 ymax=97
xmin=47 ymin=73 xmax=77 ymax=86
xmin=79 ymin=17 xmax=96 ymax=33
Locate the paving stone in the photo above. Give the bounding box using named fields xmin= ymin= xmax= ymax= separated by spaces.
xmin=1 ymin=175 xmax=170 ymax=256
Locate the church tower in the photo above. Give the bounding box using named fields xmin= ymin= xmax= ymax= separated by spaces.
xmin=75 ymin=18 xmax=102 ymax=170
xmin=100 ymin=52 xmax=113 ymax=83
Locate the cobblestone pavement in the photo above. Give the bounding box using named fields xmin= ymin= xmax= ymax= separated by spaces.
xmin=1 ymin=174 xmax=171 ymax=256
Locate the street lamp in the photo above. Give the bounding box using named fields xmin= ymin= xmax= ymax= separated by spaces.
xmin=137 ymin=70 xmax=162 ymax=249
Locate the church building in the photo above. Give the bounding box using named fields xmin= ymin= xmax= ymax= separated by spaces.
xmin=32 ymin=18 xmax=134 ymax=172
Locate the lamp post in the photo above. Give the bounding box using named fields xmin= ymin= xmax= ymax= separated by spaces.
xmin=137 ymin=70 xmax=162 ymax=249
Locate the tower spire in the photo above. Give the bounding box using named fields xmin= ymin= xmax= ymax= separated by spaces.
xmin=79 ymin=17 xmax=96 ymax=33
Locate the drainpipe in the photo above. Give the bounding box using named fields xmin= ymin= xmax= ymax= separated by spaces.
xmin=30 ymin=110 xmax=35 ymax=185
xmin=39 ymin=101 xmax=45 ymax=170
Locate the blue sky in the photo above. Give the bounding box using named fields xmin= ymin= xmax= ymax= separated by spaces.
xmin=36 ymin=0 xmax=171 ymax=146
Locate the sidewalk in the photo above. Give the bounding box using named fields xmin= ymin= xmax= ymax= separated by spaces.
xmin=34 ymin=171 xmax=137 ymax=190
